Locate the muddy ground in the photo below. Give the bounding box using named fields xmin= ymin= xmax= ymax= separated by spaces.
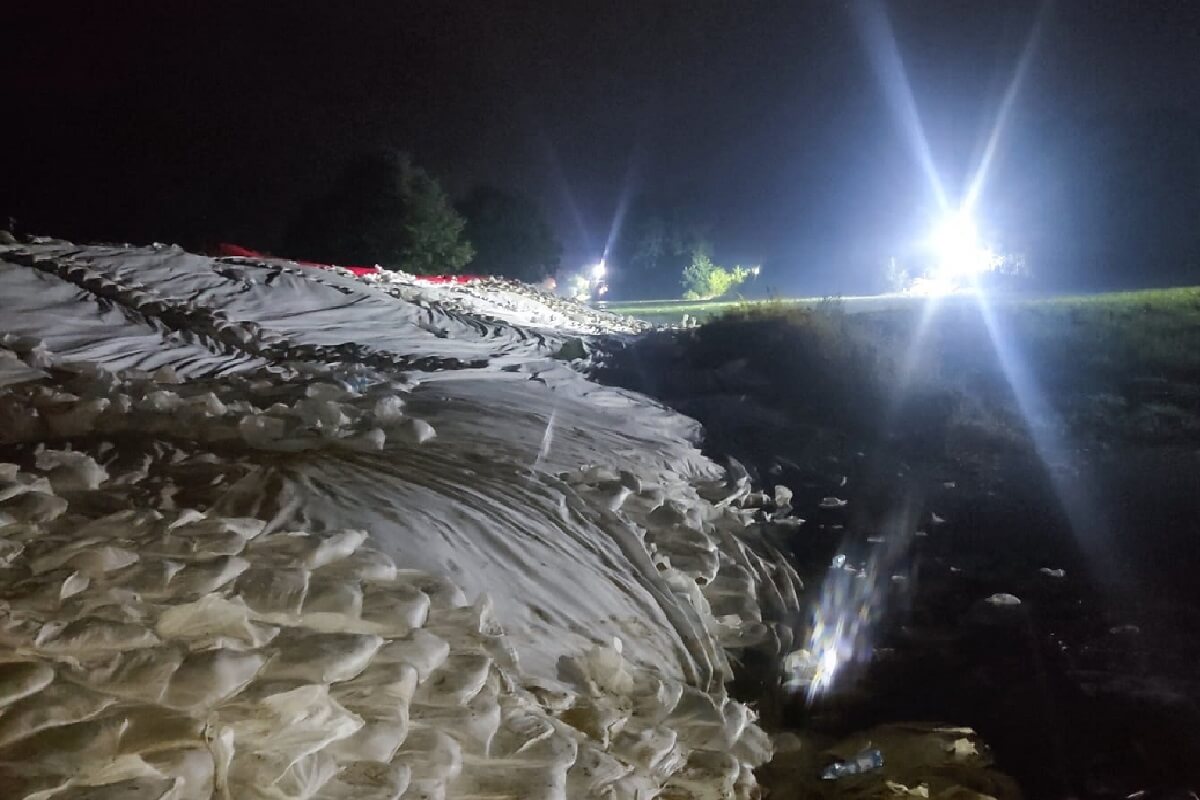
xmin=599 ymin=310 xmax=1200 ymax=799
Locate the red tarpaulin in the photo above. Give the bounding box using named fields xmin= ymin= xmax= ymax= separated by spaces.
xmin=213 ymin=243 xmax=483 ymax=281
xmin=415 ymin=274 xmax=487 ymax=284
xmin=305 ymin=262 xmax=380 ymax=277
xmin=215 ymin=243 xmax=263 ymax=259
xmin=215 ymin=243 xmax=380 ymax=276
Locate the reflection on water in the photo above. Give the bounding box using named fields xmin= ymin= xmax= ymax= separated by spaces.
xmin=786 ymin=501 xmax=919 ymax=702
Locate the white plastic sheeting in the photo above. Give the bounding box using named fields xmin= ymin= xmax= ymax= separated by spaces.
xmin=0 ymin=241 xmax=797 ymax=798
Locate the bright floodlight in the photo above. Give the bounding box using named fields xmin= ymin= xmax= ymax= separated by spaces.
xmin=929 ymin=211 xmax=995 ymax=278
xmin=590 ymin=259 xmax=606 ymax=280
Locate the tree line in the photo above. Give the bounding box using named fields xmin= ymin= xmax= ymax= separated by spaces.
xmin=284 ymin=149 xmax=755 ymax=300
xmin=285 ymin=150 xmax=561 ymax=282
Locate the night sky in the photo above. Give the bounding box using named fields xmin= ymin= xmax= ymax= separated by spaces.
xmin=5 ymin=1 xmax=1199 ymax=293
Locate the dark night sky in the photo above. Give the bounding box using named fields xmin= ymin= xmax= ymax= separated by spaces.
xmin=4 ymin=1 xmax=1199 ymax=293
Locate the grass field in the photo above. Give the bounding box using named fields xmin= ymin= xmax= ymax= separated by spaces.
xmin=603 ymin=287 xmax=1200 ymax=327
xmin=604 ymin=286 xmax=1200 ymax=448
xmin=601 ymin=293 xmax=962 ymax=323
xmin=598 ymin=287 xmax=1200 ymax=796
xmin=601 ymin=296 xmax=826 ymax=323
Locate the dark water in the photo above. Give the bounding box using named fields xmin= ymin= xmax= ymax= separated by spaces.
xmin=599 ymin=328 xmax=1200 ymax=799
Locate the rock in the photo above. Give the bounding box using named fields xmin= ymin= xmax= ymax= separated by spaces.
xmin=0 ymin=661 xmax=55 ymax=706
xmin=34 ymin=450 xmax=107 ymax=491
xmin=372 ymin=395 xmax=405 ymax=422
xmin=554 ymin=337 xmax=588 ymax=360
xmin=152 ymin=366 xmax=182 ymax=384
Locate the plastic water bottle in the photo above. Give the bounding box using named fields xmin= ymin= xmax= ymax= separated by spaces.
xmin=821 ymin=748 xmax=884 ymax=780
xmin=337 ymin=374 xmax=375 ymax=394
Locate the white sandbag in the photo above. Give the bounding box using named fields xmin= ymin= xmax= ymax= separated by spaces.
xmin=320 ymin=760 xmax=411 ymax=800
xmin=318 ymin=546 xmax=398 ymax=583
xmin=235 ymin=567 xmax=310 ymax=618
xmin=0 ymin=685 xmax=118 ymax=749
xmin=116 ymin=706 xmax=206 ymax=755
xmin=68 ymin=648 xmax=183 ymax=704
xmin=373 ymin=630 xmax=451 ymax=682
xmin=66 ymin=545 xmax=140 ymax=577
xmin=246 ymin=529 xmax=366 ymax=570
xmin=0 ymin=536 xmax=25 ymax=567
xmin=299 ymin=578 xmax=364 ymax=630
xmin=157 ymin=595 xmax=277 ymax=649
xmin=137 ymin=390 xmax=185 ymax=413
xmin=371 ymin=395 xmax=405 ymax=422
xmin=167 ymin=556 xmax=251 ymax=596
xmin=4 ymin=490 xmax=69 ymax=523
xmin=412 ymin=654 xmax=492 ymax=708
xmin=293 ymin=397 xmax=351 ymax=434
xmin=45 ymin=398 xmax=111 ymax=437
xmin=216 ymin=685 xmax=362 ymax=791
xmin=390 ymin=727 xmax=462 ymax=783
xmin=327 ymin=719 xmax=409 ymax=763
xmin=0 ymin=660 xmax=55 ymax=706
xmin=36 ymin=619 xmax=160 ymax=655
xmin=262 ymin=631 xmax=383 ymax=684
xmin=358 ymin=583 xmax=430 ymax=636
xmin=142 ymin=747 xmax=215 ymax=800
xmin=399 ymin=418 xmax=436 ymax=444
xmin=162 ymin=650 xmax=266 ymax=710
xmin=170 ymin=517 xmax=265 ymax=541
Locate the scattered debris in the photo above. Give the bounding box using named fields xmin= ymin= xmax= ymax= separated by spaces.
xmin=886 ymin=779 xmax=931 ymax=797
xmin=947 ymin=738 xmax=979 ymax=758
xmin=763 ymin=723 xmax=1018 ymax=800
xmin=822 ymin=747 xmax=884 ymax=780
xmin=774 ymin=732 xmax=805 ymax=754
xmin=554 ymin=336 xmax=588 ymax=360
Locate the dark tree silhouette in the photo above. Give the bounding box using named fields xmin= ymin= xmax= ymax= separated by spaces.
xmin=457 ymin=186 xmax=561 ymax=281
xmin=608 ymin=190 xmax=713 ymax=298
xmin=284 ymin=150 xmax=472 ymax=273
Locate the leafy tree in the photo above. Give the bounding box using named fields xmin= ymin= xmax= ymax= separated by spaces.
xmin=884 ymin=258 xmax=911 ymax=293
xmin=284 ymin=150 xmax=472 ymax=273
xmin=610 ymin=191 xmax=713 ymax=297
xmin=681 ymin=250 xmax=751 ymax=300
xmin=457 ymin=186 xmax=561 ymax=281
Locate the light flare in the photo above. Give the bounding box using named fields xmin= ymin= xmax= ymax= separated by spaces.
xmin=929 ymin=211 xmax=995 ymax=278
xmin=797 ymin=0 xmax=1047 ymax=702
xmin=852 ymin=0 xmax=949 ymax=211
xmin=785 ymin=507 xmax=918 ymax=703
xmin=963 ymin=7 xmax=1047 ymax=214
